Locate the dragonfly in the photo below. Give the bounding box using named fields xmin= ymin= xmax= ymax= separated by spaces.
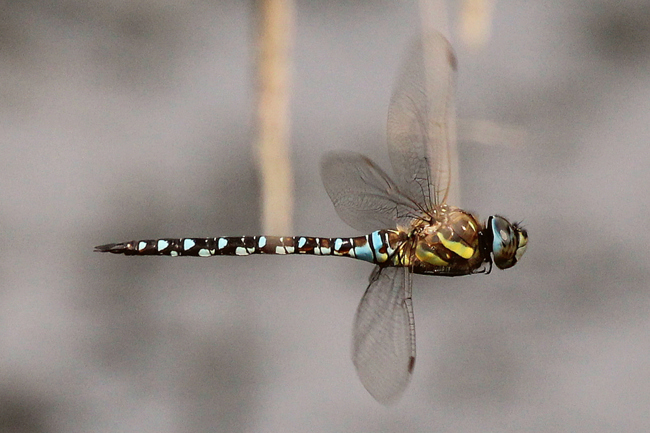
xmin=95 ymin=31 xmax=528 ymax=404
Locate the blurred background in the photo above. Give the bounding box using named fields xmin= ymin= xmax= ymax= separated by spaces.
xmin=1 ymin=0 xmax=650 ymax=432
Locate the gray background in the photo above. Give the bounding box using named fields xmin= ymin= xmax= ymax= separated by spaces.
xmin=2 ymin=0 xmax=650 ymax=432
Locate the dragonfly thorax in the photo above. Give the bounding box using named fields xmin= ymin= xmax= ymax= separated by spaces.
xmin=406 ymin=206 xmax=485 ymax=275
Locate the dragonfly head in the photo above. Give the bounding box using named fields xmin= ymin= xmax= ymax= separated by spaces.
xmin=485 ymin=215 xmax=527 ymax=270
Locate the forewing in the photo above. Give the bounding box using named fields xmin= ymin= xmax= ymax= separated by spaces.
xmin=352 ymin=266 xmax=416 ymax=404
xmin=321 ymin=151 xmax=425 ymax=233
xmin=387 ymin=31 xmax=458 ymax=208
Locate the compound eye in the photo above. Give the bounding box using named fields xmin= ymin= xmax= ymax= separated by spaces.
xmin=490 ymin=216 xmax=518 ymax=269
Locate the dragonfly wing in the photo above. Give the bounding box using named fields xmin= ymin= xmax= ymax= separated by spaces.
xmin=352 ymin=265 xmax=415 ymax=404
xmin=387 ymin=31 xmax=458 ymax=208
xmin=321 ymin=151 xmax=425 ymax=233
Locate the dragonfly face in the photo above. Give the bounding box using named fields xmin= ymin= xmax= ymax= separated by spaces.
xmin=486 ymin=215 xmax=528 ymax=270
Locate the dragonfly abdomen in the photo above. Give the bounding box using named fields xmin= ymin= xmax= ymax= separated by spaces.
xmin=95 ymin=230 xmax=403 ymax=265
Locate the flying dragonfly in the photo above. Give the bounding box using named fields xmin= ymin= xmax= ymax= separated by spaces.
xmin=95 ymin=31 xmax=528 ymax=404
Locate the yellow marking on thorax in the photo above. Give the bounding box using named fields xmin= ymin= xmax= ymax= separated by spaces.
xmin=415 ymin=244 xmax=449 ymax=266
xmin=393 ymin=253 xmax=409 ymax=267
xmin=436 ymin=232 xmax=474 ymax=259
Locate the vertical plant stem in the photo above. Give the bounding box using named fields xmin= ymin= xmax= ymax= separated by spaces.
xmin=256 ymin=0 xmax=294 ymax=235
xmin=460 ymin=0 xmax=495 ymax=49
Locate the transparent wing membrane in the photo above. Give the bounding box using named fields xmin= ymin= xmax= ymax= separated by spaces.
xmin=321 ymin=151 xmax=425 ymax=233
xmin=321 ymin=33 xmax=459 ymax=234
xmin=319 ymin=32 xmax=459 ymax=403
xmin=352 ymin=266 xmax=416 ymax=404
xmin=387 ymin=32 xmax=458 ymax=207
